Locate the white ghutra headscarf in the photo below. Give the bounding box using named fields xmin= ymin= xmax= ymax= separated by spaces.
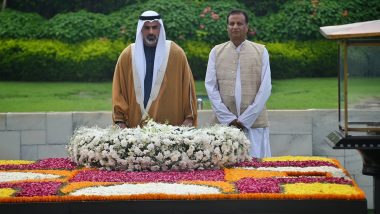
xmin=133 ymin=10 xmax=167 ymax=100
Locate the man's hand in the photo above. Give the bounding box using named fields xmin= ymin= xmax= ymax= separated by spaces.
xmin=115 ymin=121 xmax=127 ymax=129
xmin=182 ymin=118 xmax=193 ymax=127
xmin=228 ymin=119 xmax=245 ymax=131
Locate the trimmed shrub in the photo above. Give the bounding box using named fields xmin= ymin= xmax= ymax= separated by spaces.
xmin=0 ymin=10 xmax=45 ymax=39
xmin=181 ymin=40 xmax=212 ymax=80
xmin=0 ymin=39 xmax=73 ymax=81
xmin=0 ymin=39 xmax=128 ymax=81
xmin=41 ymin=10 xmax=121 ymax=43
xmin=0 ymin=39 xmax=337 ymax=81
xmin=73 ymin=39 xmax=127 ymax=80
xmin=265 ymin=40 xmax=338 ymax=79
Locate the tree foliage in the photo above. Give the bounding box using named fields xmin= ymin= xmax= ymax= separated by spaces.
xmin=255 ymin=0 xmax=380 ymax=42
xmin=238 ymin=0 xmax=287 ymax=16
xmin=0 ymin=0 xmax=379 ymax=81
xmin=41 ymin=10 xmax=120 ymax=43
xmin=1 ymin=0 xmax=379 ymax=43
xmin=0 ymin=10 xmax=45 ymax=39
xmin=5 ymin=0 xmax=146 ymax=18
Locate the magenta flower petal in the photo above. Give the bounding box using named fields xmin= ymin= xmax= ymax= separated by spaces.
xmin=71 ymin=169 xmax=225 ymax=182
xmin=0 ymin=158 xmax=77 ymax=170
xmin=235 ymin=176 xmax=352 ymax=194
xmin=0 ymin=182 xmax=61 ymax=197
xmin=236 ymin=178 xmax=281 ymax=193
xmin=234 ymin=160 xmax=337 ymax=168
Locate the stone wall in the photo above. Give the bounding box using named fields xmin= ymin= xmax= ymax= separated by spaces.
xmin=0 ymin=110 xmax=375 ymax=208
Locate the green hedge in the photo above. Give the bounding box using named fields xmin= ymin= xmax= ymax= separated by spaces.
xmin=181 ymin=40 xmax=212 ymax=80
xmin=0 ymin=39 xmax=338 ymax=81
xmin=0 ymin=39 xmax=127 ymax=81
xmin=265 ymin=40 xmax=338 ymax=78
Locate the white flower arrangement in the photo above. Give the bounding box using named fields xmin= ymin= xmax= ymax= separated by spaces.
xmin=67 ymin=120 xmax=251 ymax=171
xmin=70 ymin=183 xmax=221 ymax=196
xmin=0 ymin=172 xmax=60 ymax=182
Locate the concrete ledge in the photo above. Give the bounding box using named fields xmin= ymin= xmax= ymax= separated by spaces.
xmin=47 ymin=112 xmax=73 ymax=144
xmin=270 ymin=134 xmax=312 ymax=156
xmin=0 ymin=114 xmax=5 ymax=130
xmin=21 ymin=145 xmax=38 ymax=160
xmin=0 ymin=110 xmax=355 ymax=161
xmin=269 ymin=110 xmax=312 ymax=134
xmin=21 ymin=130 xmax=46 ymax=145
xmin=7 ymin=113 xmax=46 ymax=130
xmin=37 ymin=144 xmax=68 ymax=159
xmin=73 ymin=112 xmax=112 ymax=129
xmin=0 ymin=131 xmax=20 ymax=159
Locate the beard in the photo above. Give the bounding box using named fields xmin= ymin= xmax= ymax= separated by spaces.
xmin=144 ymin=34 xmax=158 ymax=46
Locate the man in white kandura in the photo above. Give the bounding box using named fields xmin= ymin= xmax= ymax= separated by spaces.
xmin=205 ymin=9 xmax=272 ymax=158
xmin=112 ymin=10 xmax=197 ymax=128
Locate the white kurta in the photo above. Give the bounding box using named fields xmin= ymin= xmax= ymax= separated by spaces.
xmin=205 ymin=40 xmax=272 ymax=158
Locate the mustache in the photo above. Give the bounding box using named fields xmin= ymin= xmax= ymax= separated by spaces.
xmin=146 ymin=34 xmax=157 ymax=41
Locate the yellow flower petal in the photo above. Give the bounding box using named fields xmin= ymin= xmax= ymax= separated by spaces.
xmin=263 ymin=156 xmax=336 ymax=164
xmin=0 ymin=160 xmax=35 ymax=165
xmin=0 ymin=188 xmax=16 ymax=197
xmin=283 ymin=183 xmax=360 ymax=195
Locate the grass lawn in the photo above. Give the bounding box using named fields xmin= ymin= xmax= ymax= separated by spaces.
xmin=268 ymin=78 xmax=338 ymax=109
xmin=1 ymin=77 xmax=377 ymax=112
xmin=0 ymin=82 xmax=112 ymax=112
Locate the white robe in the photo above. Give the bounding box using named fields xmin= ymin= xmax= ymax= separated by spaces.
xmin=205 ymin=40 xmax=272 ymax=158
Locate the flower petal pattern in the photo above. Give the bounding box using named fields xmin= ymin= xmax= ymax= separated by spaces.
xmin=70 ymin=183 xmax=222 ymax=196
xmin=0 ymin=156 xmax=365 ymax=203
xmin=0 ymin=172 xmax=60 ymax=182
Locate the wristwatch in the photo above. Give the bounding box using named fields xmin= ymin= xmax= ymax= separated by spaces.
xmin=115 ymin=121 xmax=126 ymax=126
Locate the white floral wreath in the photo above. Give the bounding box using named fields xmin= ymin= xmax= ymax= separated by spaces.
xmin=67 ymin=120 xmax=251 ymax=171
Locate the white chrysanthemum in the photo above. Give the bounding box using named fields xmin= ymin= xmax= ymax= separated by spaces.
xmin=195 ymin=151 xmax=204 ymax=161
xmin=0 ymin=172 xmax=60 ymax=182
xmin=252 ymin=166 xmax=349 ymax=179
xmin=67 ymin=121 xmax=250 ymax=171
xmin=69 ymin=182 xmax=222 ymax=196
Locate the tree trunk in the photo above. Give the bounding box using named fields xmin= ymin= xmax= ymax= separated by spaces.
xmin=1 ymin=0 xmax=6 ymax=12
